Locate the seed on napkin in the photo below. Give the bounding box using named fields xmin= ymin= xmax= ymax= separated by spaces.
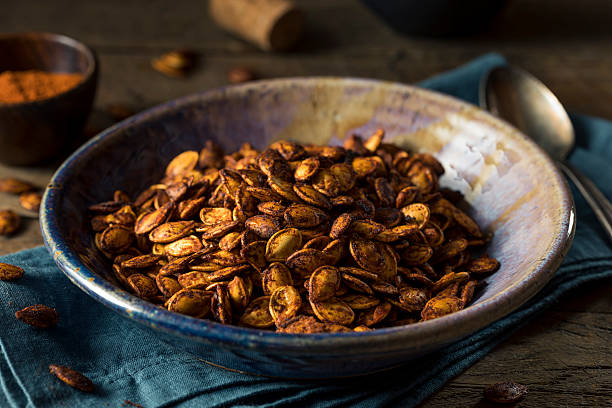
xmin=0 ymin=262 xmax=24 ymax=281
xmin=49 ymin=364 xmax=94 ymax=393
xmin=15 ymin=304 xmax=59 ymax=328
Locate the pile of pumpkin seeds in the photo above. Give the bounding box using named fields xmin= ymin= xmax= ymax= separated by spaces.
xmin=88 ymin=129 xmax=500 ymax=333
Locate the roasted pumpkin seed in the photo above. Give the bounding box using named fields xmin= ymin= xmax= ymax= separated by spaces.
xmin=155 ymin=273 xmax=182 ymax=298
xmin=284 ymin=204 xmax=327 ymax=228
xmin=15 ymin=304 xmax=59 ymax=328
xmin=239 ymin=296 xmax=274 ymax=328
xmin=49 ymin=364 xmax=94 ymax=393
xmin=421 ymin=295 xmax=464 ymax=320
xmin=308 ymin=265 xmax=340 ymax=301
xmin=199 ymin=207 xmax=232 ymax=225
xmin=310 ymin=297 xmax=354 ymax=325
xmin=341 ymin=293 xmax=380 ymax=310
xmin=166 ymin=150 xmax=199 ymax=178
xmin=357 ymin=301 xmax=391 ymax=327
xmin=245 ymin=215 xmax=282 ymax=239
xmin=240 ymin=240 xmax=268 ymax=271
xmin=0 ymin=262 xmax=24 ymax=281
xmin=257 ymin=201 xmax=286 ymax=217
xmin=167 ymin=289 xmax=212 ymax=317
xmin=212 ymin=285 xmax=232 ymax=324
xmin=265 ymin=228 xmax=302 ymax=262
xmin=286 ymin=248 xmax=327 ymax=279
xmin=88 ymin=132 xmax=499 ymax=332
xmin=127 ymin=274 xmax=158 ymax=299
xmin=293 ymin=184 xmax=332 ymax=209
xmin=330 ymin=213 xmax=354 ymax=239
xmin=149 ymin=221 xmax=195 ymax=243
xmin=269 ymin=285 xmax=302 ymax=323
xmin=294 ymin=156 xmax=320 ymax=182
xmin=484 ymin=381 xmax=528 ymax=404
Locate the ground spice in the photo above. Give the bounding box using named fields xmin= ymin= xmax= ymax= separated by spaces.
xmin=0 ymin=69 xmax=83 ymax=104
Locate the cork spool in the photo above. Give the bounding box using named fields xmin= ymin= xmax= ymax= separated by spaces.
xmin=209 ymin=0 xmax=304 ymax=52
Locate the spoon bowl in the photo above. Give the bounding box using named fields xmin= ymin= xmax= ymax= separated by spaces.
xmin=480 ymin=66 xmax=574 ymax=161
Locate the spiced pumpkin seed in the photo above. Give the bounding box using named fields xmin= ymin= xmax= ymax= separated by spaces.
xmin=265 ymin=228 xmax=302 ymax=262
xmin=310 ymin=298 xmax=354 ymax=326
xmin=293 ymin=184 xmax=332 ymax=209
xmin=0 ymin=262 xmax=24 ymax=281
xmin=245 ymin=215 xmax=282 ymax=239
xmin=127 ymin=274 xmax=158 ymax=299
xmin=257 ymin=201 xmax=286 ymax=217
xmin=167 ymin=289 xmax=212 ymax=317
xmin=308 ymin=265 xmax=340 ymax=301
xmin=88 ymin=133 xmax=499 ymax=332
xmin=286 ymin=248 xmax=327 ymax=279
xmin=15 ymin=304 xmax=59 ymax=328
xmin=270 ymin=285 xmax=302 ymax=323
xmin=484 ymin=381 xmax=528 ymax=404
xmin=149 ymin=221 xmax=195 ymax=243
xmin=49 ymin=365 xmax=94 ymax=392
xmin=199 ymin=207 xmax=232 ymax=225
xmin=165 ymin=150 xmax=199 ymax=178
xmin=239 ymin=296 xmax=274 ymax=328
xmin=294 ymin=156 xmax=320 ymax=181
xmin=284 ymin=204 xmax=327 ymax=228
xmin=421 ymin=295 xmax=464 ymax=320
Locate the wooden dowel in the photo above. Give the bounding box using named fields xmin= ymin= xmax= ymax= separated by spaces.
xmin=209 ymin=0 xmax=304 ymax=52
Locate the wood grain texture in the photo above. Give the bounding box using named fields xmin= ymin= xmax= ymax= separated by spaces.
xmin=0 ymin=0 xmax=610 ymax=405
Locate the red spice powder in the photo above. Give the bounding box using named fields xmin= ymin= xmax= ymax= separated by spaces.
xmin=0 ymin=69 xmax=83 ymax=104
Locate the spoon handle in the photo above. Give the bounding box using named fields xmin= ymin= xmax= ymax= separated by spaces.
xmin=558 ymin=160 xmax=612 ymax=243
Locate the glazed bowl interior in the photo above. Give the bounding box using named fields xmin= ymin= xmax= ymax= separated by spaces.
xmin=41 ymin=78 xmax=574 ymax=377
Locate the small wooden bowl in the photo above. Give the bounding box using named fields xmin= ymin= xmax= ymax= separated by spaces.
xmin=0 ymin=32 xmax=98 ymax=165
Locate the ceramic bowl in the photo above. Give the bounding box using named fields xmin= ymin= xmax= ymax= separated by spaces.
xmin=0 ymin=32 xmax=97 ymax=165
xmin=40 ymin=78 xmax=574 ymax=378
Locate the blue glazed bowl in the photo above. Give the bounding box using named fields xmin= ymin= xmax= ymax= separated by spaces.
xmin=40 ymin=78 xmax=575 ymax=378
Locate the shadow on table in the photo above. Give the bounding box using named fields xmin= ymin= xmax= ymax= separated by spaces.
xmin=482 ymin=0 xmax=612 ymax=41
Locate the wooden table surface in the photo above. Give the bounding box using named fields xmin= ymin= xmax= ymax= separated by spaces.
xmin=1 ymin=1 xmax=611 ymax=406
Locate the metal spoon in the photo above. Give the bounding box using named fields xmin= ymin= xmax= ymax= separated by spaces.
xmin=480 ymin=65 xmax=612 ymax=242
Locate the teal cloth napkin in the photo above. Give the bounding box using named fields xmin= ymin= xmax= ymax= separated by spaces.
xmin=1 ymin=53 xmax=611 ymax=408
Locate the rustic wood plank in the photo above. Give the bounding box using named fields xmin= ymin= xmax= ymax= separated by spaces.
xmin=3 ymin=1 xmax=612 ymax=119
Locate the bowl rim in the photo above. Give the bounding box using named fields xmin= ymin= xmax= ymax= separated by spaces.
xmin=40 ymin=77 xmax=575 ymax=352
xmin=0 ymin=31 xmax=97 ymax=107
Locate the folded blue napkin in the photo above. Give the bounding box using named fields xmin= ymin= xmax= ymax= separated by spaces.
xmin=1 ymin=53 xmax=611 ymax=408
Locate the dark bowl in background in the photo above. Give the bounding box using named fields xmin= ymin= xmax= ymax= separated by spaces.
xmin=0 ymin=32 xmax=98 ymax=166
xmin=361 ymin=0 xmax=508 ymax=36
